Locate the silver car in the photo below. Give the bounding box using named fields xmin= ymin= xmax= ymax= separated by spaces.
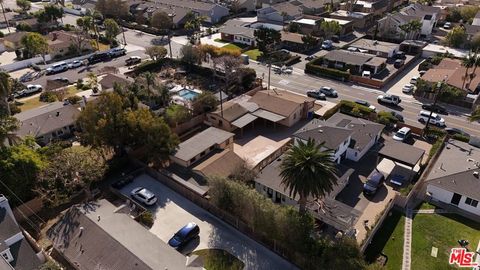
xmin=130 ymin=187 xmax=157 ymax=206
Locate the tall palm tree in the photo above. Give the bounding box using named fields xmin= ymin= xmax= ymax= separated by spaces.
xmin=0 ymin=0 xmax=10 ymax=33
xmin=470 ymin=53 xmax=480 ymax=80
xmin=280 ymin=139 xmax=338 ymax=215
xmin=462 ymin=53 xmax=475 ymax=90
xmin=0 ymin=72 xmax=12 ymax=116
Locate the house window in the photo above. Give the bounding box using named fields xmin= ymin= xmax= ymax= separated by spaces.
xmin=465 ymin=197 xmax=479 ymax=207
xmin=1 ymin=250 xmax=13 ymax=263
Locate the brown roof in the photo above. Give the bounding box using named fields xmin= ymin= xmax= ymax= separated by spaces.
xmin=212 ymin=102 xmax=249 ymax=122
xmin=249 ymin=90 xmax=314 ymax=117
xmin=422 ymin=58 xmax=480 ymax=93
xmin=99 ymin=73 xmax=133 ymax=89
xmin=193 ymin=149 xmax=244 ymax=178
xmin=4 ymin=31 xmax=27 ymax=43
xmin=281 ymin=31 xmax=304 ymax=44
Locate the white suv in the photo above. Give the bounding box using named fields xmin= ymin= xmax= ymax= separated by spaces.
xmin=418 ymin=110 xmax=446 ymax=127
xmin=130 ymin=187 xmax=157 ymax=206
xmin=46 ymin=62 xmax=68 ymax=74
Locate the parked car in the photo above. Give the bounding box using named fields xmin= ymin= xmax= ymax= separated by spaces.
xmin=305 ymin=55 xmax=316 ymax=61
xmin=52 ymin=77 xmax=70 ymax=83
xmin=125 ymin=56 xmax=141 ymax=65
xmin=68 ymin=60 xmax=83 ymax=69
xmin=445 ymin=127 xmax=470 ymax=137
xmin=421 ymin=103 xmax=447 ymax=114
xmin=393 ymin=127 xmax=411 ymax=142
xmin=394 ymin=59 xmax=405 ymax=68
xmin=390 ymin=174 xmax=406 ymax=187
xmin=410 ymin=76 xmax=419 ymax=85
xmin=377 ymin=94 xmax=401 ymax=105
xmin=362 ymin=70 xmax=371 ymax=78
xmin=88 ymin=52 xmax=111 ymax=65
xmin=419 ymin=70 xmax=427 ymax=76
xmin=390 ymin=111 xmax=404 ymax=122
xmin=319 ymin=86 xmax=338 ymax=97
xmin=355 ymin=100 xmax=376 ymax=111
xmin=321 ymin=40 xmax=333 ymax=50
xmin=23 ymin=84 xmax=42 ymax=95
xmin=46 ymin=62 xmax=68 ymax=74
xmin=168 ymin=222 xmax=200 ymax=249
xmin=418 ymin=110 xmax=446 ymax=127
xmin=402 ymin=84 xmax=415 ymax=93
xmin=394 ymin=51 xmax=406 ymax=59
xmin=307 ymin=90 xmax=326 ymax=100
xmin=348 ymin=47 xmax=359 ymax=52
xmin=443 ymin=22 xmax=452 ymax=29
xmin=363 ymin=169 xmax=385 ymax=196
xmin=108 ymin=47 xmax=127 ymax=57
xmin=130 ymin=187 xmax=157 ymax=206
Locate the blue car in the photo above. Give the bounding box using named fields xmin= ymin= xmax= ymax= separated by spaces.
xmin=168 ymin=222 xmax=200 ymax=249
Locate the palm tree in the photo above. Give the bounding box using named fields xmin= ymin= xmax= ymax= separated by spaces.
xmin=470 ymin=107 xmax=480 ymax=122
xmin=0 ymin=72 xmax=12 ymax=116
xmin=462 ymin=53 xmax=475 ymax=90
xmin=280 ymin=139 xmax=338 ymax=215
xmin=0 ymin=0 xmax=10 ymax=33
xmin=469 ymin=53 xmax=480 ymax=80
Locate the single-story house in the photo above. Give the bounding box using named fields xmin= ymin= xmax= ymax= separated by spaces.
xmin=49 ymin=200 xmax=188 ymax=270
xmin=281 ymin=31 xmax=310 ymax=51
xmin=257 ymin=2 xmax=303 ymax=23
xmin=349 ymin=38 xmax=400 ymax=58
xmin=329 ymin=10 xmax=374 ymax=29
xmin=0 ymin=195 xmax=43 ymax=270
xmin=99 ymin=73 xmax=134 ymax=90
xmin=219 ymin=19 xmax=256 ymax=46
xmin=14 ymin=102 xmax=80 ymax=146
xmin=192 ymin=149 xmax=244 ymax=178
xmin=47 ymin=30 xmax=94 ymax=58
xmin=322 ymin=50 xmax=387 ymax=75
xmin=170 ymin=127 xmax=235 ymax=167
xmin=130 ymin=3 xmax=190 ymax=28
xmin=3 ymin=32 xmax=27 ymax=50
xmin=422 ymin=58 xmax=480 ymax=93
xmin=465 ymin=24 xmax=480 ymax=42
xmin=290 ymin=0 xmax=337 ymax=15
xmin=344 ymin=0 xmax=390 ymax=18
xmin=207 ymin=90 xmax=315 ymax=132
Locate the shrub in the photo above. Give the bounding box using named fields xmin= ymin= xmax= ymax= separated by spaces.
xmin=284 ymin=55 xmax=301 ymax=66
xmin=137 ymin=211 xmax=154 ymax=227
xmin=452 ymin=133 xmax=470 ymax=142
xmin=339 ymin=100 xmax=374 ymax=118
xmin=429 ymin=136 xmax=445 ymax=158
xmin=305 ymin=62 xmax=350 ymax=81
xmin=321 ymin=102 xmax=341 ymax=120
xmin=39 ymin=91 xmax=57 ymax=103
xmin=377 ymin=111 xmax=397 ymax=126
xmin=66 ymin=95 xmax=82 ymax=104
xmin=9 ymin=103 xmax=21 ymax=115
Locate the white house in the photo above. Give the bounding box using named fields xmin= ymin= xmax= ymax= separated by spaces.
xmin=426 ymin=169 xmax=480 ymax=216
xmin=473 ymin=11 xmax=480 ymax=26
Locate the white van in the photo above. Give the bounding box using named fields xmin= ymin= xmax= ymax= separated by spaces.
xmin=418 ymin=110 xmax=446 ymax=127
xmin=46 ymin=62 xmax=68 ymax=74
xmin=393 ymin=127 xmax=411 ymax=142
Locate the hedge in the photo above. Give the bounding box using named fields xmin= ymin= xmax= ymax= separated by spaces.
xmin=284 ymin=55 xmax=301 ymax=66
xmin=305 ymin=63 xmax=350 ymax=81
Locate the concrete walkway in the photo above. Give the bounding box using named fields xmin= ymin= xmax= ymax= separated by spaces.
xmin=402 ymin=209 xmax=413 ymax=270
xmin=413 ymin=209 xmax=452 ymax=214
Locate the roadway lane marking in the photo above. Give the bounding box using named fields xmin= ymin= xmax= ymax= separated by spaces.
xmin=279 ymin=79 xmax=290 ymax=85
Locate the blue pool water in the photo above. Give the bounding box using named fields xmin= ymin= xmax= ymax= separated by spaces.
xmin=178 ymin=89 xmax=199 ymax=101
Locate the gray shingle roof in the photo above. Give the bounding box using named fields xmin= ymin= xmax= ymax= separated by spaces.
xmin=323 ymin=50 xmax=375 ymax=66
xmin=294 ymin=119 xmax=353 ymax=150
xmin=0 ymin=207 xmax=20 ymax=243
xmin=427 ymin=169 xmax=480 ymax=201
xmin=14 ymin=102 xmax=80 ymax=138
xmin=174 ymin=127 xmax=235 ymax=161
xmin=220 ymin=20 xmax=255 ymax=39
xmin=378 ymin=141 xmax=425 ymax=167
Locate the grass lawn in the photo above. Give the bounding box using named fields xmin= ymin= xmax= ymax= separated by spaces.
xmin=17 ymin=86 xmax=81 ymax=111
xmin=244 ymin=49 xmax=262 ymax=60
xmin=417 ymin=202 xmax=437 ymax=210
xmin=222 ymin=43 xmax=247 ymax=51
xmin=364 ymin=210 xmax=405 ymax=270
xmin=411 ymin=213 xmax=480 ymax=270
xmin=192 ymin=249 xmax=244 ymax=270
xmin=213 ymin=38 xmax=227 ymax=43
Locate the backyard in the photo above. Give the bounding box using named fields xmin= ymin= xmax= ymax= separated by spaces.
xmin=192 ymin=249 xmax=244 ymax=270
xmin=364 ymin=210 xmax=405 ymax=270
xmin=411 ymin=213 xmax=480 ymax=270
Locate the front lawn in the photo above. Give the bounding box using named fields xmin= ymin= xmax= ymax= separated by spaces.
xmin=364 ymin=210 xmax=405 ymax=270
xmin=192 ymin=249 xmax=244 ymax=270
xmin=222 ymin=43 xmax=248 ymax=51
xmin=16 ymin=86 xmax=81 ymax=112
xmin=213 ymin=38 xmax=227 ymax=43
xmin=244 ymin=49 xmax=262 ymax=60
xmin=411 ymin=213 xmax=480 ymax=270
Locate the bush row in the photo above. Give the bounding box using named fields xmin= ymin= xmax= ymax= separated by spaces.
xmin=305 ymin=63 xmax=350 ymax=81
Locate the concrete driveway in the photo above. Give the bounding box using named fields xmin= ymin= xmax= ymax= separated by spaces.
xmin=386 ymin=59 xmax=423 ymax=100
xmin=119 ymin=174 xmax=298 ymax=270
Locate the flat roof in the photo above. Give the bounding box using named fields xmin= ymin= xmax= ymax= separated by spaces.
xmin=252 ymin=109 xmax=285 ymax=122
xmin=321 ymin=17 xmax=351 ymax=25
xmin=350 ymin=38 xmax=399 ymax=54
xmin=231 ymin=113 xmax=258 ymax=128
xmin=234 ymin=136 xmax=290 ymax=169
xmin=379 ymin=141 xmax=425 ymax=167
xmin=173 ymin=127 xmax=234 ymax=161
xmin=294 ymin=18 xmax=316 ymax=25
xmin=423 ymin=44 xmax=468 ymax=58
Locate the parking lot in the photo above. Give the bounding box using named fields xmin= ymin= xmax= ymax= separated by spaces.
xmin=119 ymin=173 xmax=297 ymax=270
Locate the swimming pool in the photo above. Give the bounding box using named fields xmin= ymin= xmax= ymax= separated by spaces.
xmin=178 ymin=89 xmax=199 ymax=101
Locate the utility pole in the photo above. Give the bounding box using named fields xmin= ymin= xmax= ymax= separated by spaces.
xmin=424 ymin=76 xmax=448 ymax=135
xmin=122 ymin=25 xmax=127 ymax=47
xmin=168 ymin=13 xmax=175 ymax=59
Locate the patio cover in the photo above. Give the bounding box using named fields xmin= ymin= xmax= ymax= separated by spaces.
xmin=378 ymin=141 xmax=425 ymax=168
xmin=252 ymin=109 xmax=285 ymax=122
xmin=232 ymin=113 xmax=258 ymax=129
xmin=308 ymin=198 xmax=361 ymax=232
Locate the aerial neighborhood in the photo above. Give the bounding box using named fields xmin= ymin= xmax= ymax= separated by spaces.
xmin=1 ymin=0 xmax=480 ymax=269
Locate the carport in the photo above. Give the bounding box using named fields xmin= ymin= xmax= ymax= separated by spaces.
xmin=377 ymin=141 xmax=425 ymax=170
xmin=232 ymin=113 xmax=258 ymax=136
xmin=251 ymin=109 xmax=285 ymax=129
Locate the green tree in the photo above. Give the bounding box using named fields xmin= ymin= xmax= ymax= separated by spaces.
xmin=302 ymin=34 xmax=319 ymax=51
xmin=254 ymin=27 xmax=281 ymax=53
xmin=471 ymin=33 xmax=480 ymax=51
xmin=145 ymin=46 xmax=167 ymax=61
xmin=0 ymin=72 xmax=12 ymax=116
xmin=151 ymin=11 xmax=172 ymax=30
xmin=0 ymin=140 xmax=46 ymax=203
xmin=39 ymin=260 xmax=62 ymax=270
xmin=95 ymin=0 xmax=128 ymax=18
xmin=76 ymin=16 xmax=99 ymax=49
xmin=180 ymin=44 xmax=201 ymax=66
xmin=470 ymin=107 xmax=480 ymax=121
xmin=280 ymin=139 xmax=337 ymax=214
xmin=462 ymin=53 xmax=475 ymax=90
xmin=399 ymin=20 xmax=422 ymax=40
xmin=104 ymin=18 xmax=120 ymax=44
xmin=319 ymin=20 xmax=341 ymax=39
xmin=0 ymin=114 xmax=18 ymax=145
xmin=165 ymin=104 xmax=192 ymax=126
xmin=21 ymin=32 xmax=49 ymax=64
xmin=192 ymin=91 xmax=218 ymax=114
xmin=37 ymin=146 xmax=106 ymax=206
xmin=16 ymin=0 xmax=31 ymax=13
xmin=287 ymin=22 xmax=301 ymax=33
xmin=446 ymin=26 xmax=467 ymax=48
xmin=36 ymin=5 xmax=63 ymax=25
xmin=460 ymin=6 xmax=479 ymax=23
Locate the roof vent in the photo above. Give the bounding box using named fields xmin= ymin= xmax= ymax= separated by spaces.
xmin=318 ymin=129 xmax=323 ymax=133
xmin=474 ymin=171 xmax=479 ymax=178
